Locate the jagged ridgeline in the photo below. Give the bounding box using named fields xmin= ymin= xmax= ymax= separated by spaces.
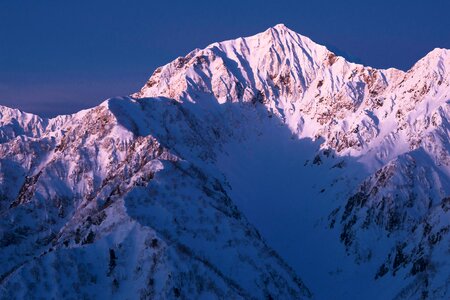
xmin=0 ymin=24 xmax=449 ymax=299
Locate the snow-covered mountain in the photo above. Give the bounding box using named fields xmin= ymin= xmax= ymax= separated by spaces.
xmin=0 ymin=24 xmax=449 ymax=299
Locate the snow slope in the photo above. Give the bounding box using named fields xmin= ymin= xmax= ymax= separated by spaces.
xmin=0 ymin=98 xmax=311 ymax=299
xmin=1 ymin=24 xmax=449 ymax=299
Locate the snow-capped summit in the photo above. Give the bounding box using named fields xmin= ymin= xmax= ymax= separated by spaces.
xmin=1 ymin=25 xmax=449 ymax=299
xmin=133 ymin=23 xmax=332 ymax=103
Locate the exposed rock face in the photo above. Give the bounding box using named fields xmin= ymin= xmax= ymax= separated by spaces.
xmin=0 ymin=24 xmax=449 ymax=299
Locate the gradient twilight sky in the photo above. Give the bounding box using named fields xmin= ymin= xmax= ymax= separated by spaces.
xmin=1 ymin=0 xmax=449 ymax=117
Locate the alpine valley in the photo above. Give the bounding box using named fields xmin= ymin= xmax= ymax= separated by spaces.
xmin=0 ymin=24 xmax=449 ymax=299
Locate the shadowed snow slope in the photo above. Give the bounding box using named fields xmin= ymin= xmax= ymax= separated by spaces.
xmin=1 ymin=24 xmax=449 ymax=299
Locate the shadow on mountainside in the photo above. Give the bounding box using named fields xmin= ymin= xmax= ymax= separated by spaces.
xmin=108 ymin=95 xmax=373 ymax=298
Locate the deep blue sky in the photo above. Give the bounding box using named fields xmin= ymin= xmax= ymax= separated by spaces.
xmin=1 ymin=0 xmax=449 ymax=117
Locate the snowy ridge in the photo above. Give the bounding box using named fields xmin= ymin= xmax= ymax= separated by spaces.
xmin=135 ymin=25 xmax=449 ymax=165
xmin=0 ymin=24 xmax=449 ymax=299
xmin=0 ymin=105 xmax=47 ymax=142
xmin=0 ymin=97 xmax=311 ymax=299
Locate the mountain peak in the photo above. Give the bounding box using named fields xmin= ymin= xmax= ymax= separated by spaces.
xmin=419 ymin=47 xmax=450 ymax=63
xmin=262 ymin=23 xmax=312 ymax=46
xmin=270 ymin=23 xmax=290 ymax=31
xmin=409 ymin=46 xmax=450 ymax=76
xmin=134 ymin=24 xmax=332 ymax=100
xmin=429 ymin=47 xmax=450 ymax=56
